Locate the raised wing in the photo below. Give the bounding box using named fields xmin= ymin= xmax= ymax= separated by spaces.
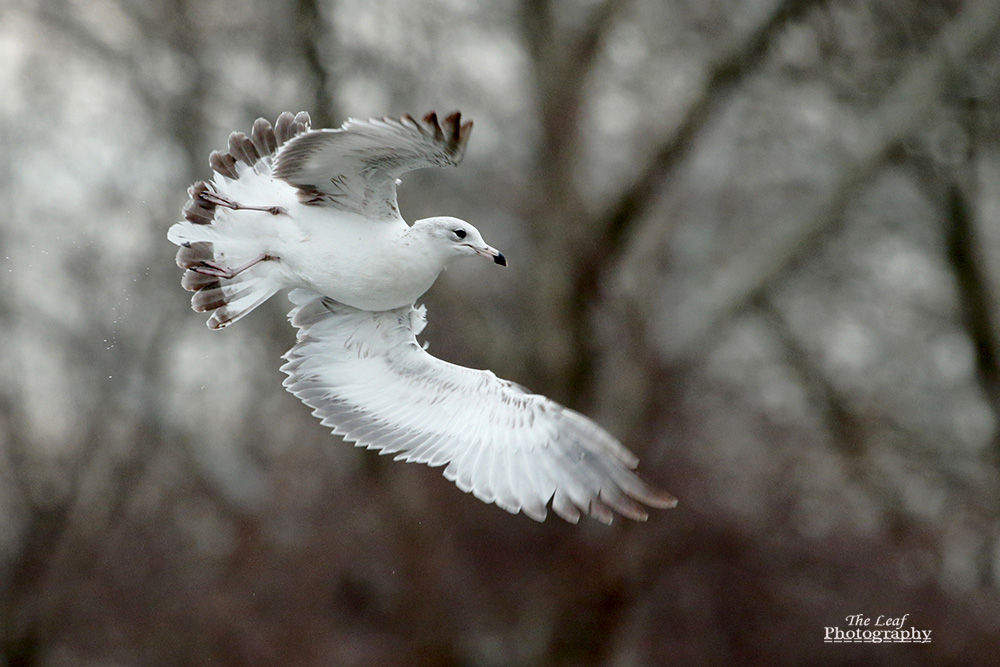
xmin=280 ymin=292 xmax=677 ymax=524
xmin=272 ymin=112 xmax=473 ymax=220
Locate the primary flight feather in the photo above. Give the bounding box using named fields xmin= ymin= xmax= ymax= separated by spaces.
xmin=168 ymin=111 xmax=676 ymax=523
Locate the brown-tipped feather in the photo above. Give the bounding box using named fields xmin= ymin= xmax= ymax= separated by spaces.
xmin=293 ymin=111 xmax=312 ymax=135
xmin=188 ymin=180 xmax=216 ymax=199
xmin=182 ymin=199 xmax=213 ymax=225
xmin=442 ymin=111 xmax=466 ymax=145
xmin=442 ymin=112 xmax=458 ymax=142
xmin=177 ymin=113 xmax=304 ymax=329
xmin=176 ymin=241 xmax=214 ymax=269
xmin=192 ymin=287 xmax=227 ymax=313
xmin=228 ymin=132 xmax=259 ymax=167
xmin=458 ymin=120 xmax=473 ymax=152
xmin=208 ymin=308 xmax=237 ymax=330
xmin=274 ymin=112 xmax=296 ymax=145
xmin=181 ymin=270 xmax=220 ymax=292
xmin=643 ymin=487 xmax=680 ymax=509
xmin=423 ymin=112 xmax=444 ymax=142
xmin=424 ymin=111 xmax=471 ymax=162
xmin=183 ymin=181 xmax=217 ymax=224
xmin=209 ymin=150 xmax=238 ymax=179
xmin=274 ymin=111 xmax=311 ymax=146
xmin=251 ymin=118 xmax=277 ymax=156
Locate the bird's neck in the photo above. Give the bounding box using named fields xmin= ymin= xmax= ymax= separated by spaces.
xmin=386 ymin=226 xmax=451 ymax=300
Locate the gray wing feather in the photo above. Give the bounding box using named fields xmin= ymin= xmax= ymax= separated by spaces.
xmin=272 ymin=112 xmax=473 ymax=220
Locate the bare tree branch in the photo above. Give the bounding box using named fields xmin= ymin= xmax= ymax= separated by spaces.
xmin=652 ymin=0 xmax=1000 ymax=361
xmin=759 ymin=293 xmax=998 ymax=504
xmin=26 ymin=2 xmax=161 ymax=114
xmin=756 ymin=296 xmax=866 ymax=456
xmin=293 ymin=0 xmax=340 ymax=128
xmin=521 ymin=0 xmax=631 ymax=197
xmin=916 ymin=100 xmax=1000 ymax=459
xmin=515 ymin=0 xmax=637 ymax=402
xmin=591 ymin=0 xmax=828 ymax=256
xmin=946 ymin=185 xmax=1000 ymax=460
xmin=571 ymin=0 xmax=630 ymax=73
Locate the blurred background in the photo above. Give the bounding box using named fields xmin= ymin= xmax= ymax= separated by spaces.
xmin=2 ymin=0 xmax=1000 ymax=664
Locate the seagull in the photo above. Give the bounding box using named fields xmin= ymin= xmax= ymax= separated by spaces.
xmin=168 ymin=111 xmax=677 ymax=523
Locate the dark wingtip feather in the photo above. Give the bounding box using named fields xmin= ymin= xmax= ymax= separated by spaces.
xmin=423 ymin=110 xmax=472 ymax=162
xmin=442 ymin=111 xmax=462 ymax=141
xmin=447 ymin=111 xmax=474 ymax=159
xmin=422 ymin=111 xmax=444 ymax=142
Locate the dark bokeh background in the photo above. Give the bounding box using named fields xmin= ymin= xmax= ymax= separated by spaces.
xmin=3 ymin=0 xmax=1000 ymax=664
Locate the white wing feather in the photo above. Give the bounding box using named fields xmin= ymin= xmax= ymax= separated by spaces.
xmin=280 ymin=292 xmax=677 ymax=524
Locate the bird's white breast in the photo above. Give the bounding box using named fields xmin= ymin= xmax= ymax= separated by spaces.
xmin=279 ymin=207 xmax=444 ymax=311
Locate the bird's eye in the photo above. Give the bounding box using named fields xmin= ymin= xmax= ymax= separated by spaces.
xmin=453 ymin=229 xmax=467 ymax=240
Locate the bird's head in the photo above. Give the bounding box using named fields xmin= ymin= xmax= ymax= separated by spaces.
xmin=415 ymin=216 xmax=506 ymax=267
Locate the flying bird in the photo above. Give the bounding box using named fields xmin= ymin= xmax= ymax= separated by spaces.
xmin=168 ymin=111 xmax=676 ymax=523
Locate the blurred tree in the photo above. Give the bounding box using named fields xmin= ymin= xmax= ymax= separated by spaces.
xmin=1 ymin=0 xmax=1000 ymax=664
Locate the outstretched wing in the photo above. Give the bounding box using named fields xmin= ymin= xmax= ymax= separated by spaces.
xmin=280 ymin=292 xmax=677 ymax=524
xmin=272 ymin=112 xmax=473 ymax=220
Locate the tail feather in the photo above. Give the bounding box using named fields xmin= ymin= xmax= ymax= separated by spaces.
xmin=207 ymin=275 xmax=282 ymax=329
xmin=209 ymin=150 xmax=238 ymax=179
xmin=175 ymin=239 xmax=284 ymax=329
xmin=176 ymin=240 xmax=215 ymax=269
xmin=192 ymin=285 xmax=228 ymax=312
xmin=275 ymin=111 xmax=311 ymax=145
xmin=181 ymin=267 xmax=220 ymax=291
xmin=251 ymin=118 xmax=277 ymax=155
xmin=170 ymin=112 xmax=314 ymax=329
xmin=182 ymin=181 xmax=217 ymax=224
xmin=228 ymin=132 xmax=260 ymax=169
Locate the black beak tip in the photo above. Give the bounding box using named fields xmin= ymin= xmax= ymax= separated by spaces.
xmin=494 ymin=252 xmax=507 ymax=266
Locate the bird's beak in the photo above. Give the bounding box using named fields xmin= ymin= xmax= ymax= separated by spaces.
xmin=476 ymin=245 xmax=507 ymax=266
